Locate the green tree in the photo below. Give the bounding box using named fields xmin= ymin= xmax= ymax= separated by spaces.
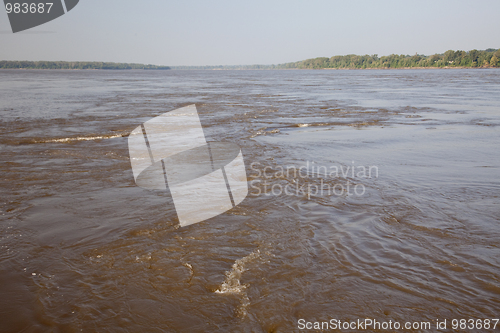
xmin=443 ymin=50 xmax=455 ymax=64
xmin=490 ymin=55 xmax=499 ymax=67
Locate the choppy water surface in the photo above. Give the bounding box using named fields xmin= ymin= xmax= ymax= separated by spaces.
xmin=0 ymin=69 xmax=499 ymax=332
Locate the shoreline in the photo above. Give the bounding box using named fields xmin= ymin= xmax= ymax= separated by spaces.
xmin=0 ymin=66 xmax=498 ymax=71
xmin=0 ymin=68 xmax=170 ymax=71
xmin=319 ymin=65 xmax=497 ymax=70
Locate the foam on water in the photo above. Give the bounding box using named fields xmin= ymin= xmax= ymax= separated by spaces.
xmin=36 ymin=133 xmax=125 ymax=143
xmin=215 ymin=250 xmax=261 ymax=316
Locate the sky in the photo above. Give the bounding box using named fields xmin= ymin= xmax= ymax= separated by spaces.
xmin=0 ymin=0 xmax=499 ymax=66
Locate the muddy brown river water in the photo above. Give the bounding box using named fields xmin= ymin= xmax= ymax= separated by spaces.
xmin=0 ymin=69 xmax=499 ymax=332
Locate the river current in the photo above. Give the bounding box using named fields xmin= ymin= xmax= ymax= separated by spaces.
xmin=0 ymin=69 xmax=499 ymax=332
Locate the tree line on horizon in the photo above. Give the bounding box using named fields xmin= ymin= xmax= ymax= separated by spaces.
xmin=172 ymin=48 xmax=500 ymax=70
xmin=0 ymin=61 xmax=170 ymax=70
xmin=277 ymin=48 xmax=500 ymax=69
xmin=1 ymin=49 xmax=499 ymax=70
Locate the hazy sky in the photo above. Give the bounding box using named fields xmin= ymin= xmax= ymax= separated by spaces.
xmin=1 ymin=0 xmax=499 ymax=66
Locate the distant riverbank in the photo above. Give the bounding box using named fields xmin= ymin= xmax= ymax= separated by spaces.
xmin=171 ymin=48 xmax=500 ymax=70
xmin=3 ymin=48 xmax=498 ymax=71
xmin=284 ymin=48 xmax=499 ymax=70
xmin=319 ymin=65 xmax=498 ymax=70
xmin=0 ymin=61 xmax=170 ymax=70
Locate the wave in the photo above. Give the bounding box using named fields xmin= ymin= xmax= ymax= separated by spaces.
xmin=11 ymin=132 xmax=129 ymax=144
xmin=250 ymin=122 xmax=340 ymax=138
xmin=39 ymin=134 xmax=125 ymax=143
xmin=215 ymin=250 xmax=261 ymax=316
